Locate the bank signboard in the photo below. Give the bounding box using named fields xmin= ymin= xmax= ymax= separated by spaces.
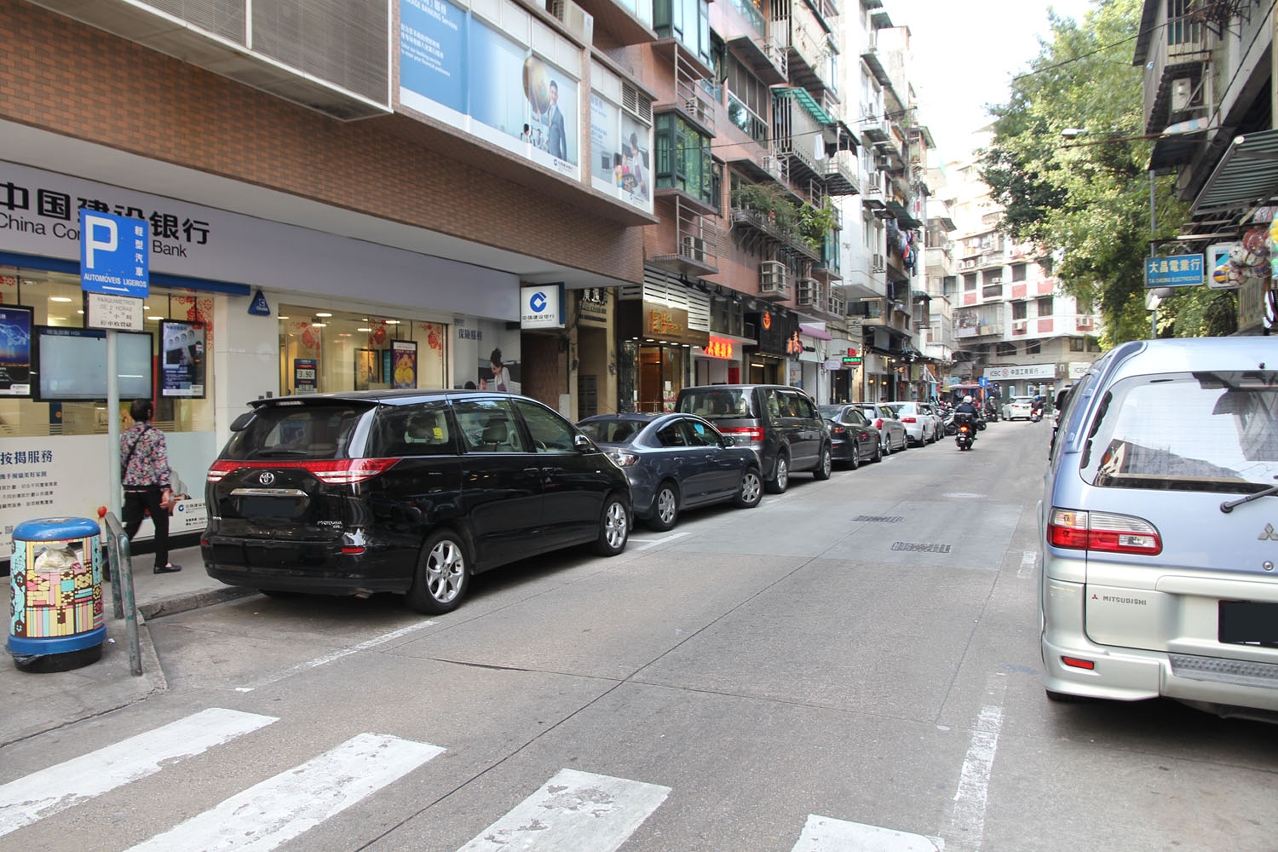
xmin=983 ymin=363 xmax=1058 ymax=381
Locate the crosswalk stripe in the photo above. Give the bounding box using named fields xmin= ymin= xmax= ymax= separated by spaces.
xmin=456 ymin=768 xmax=670 ymax=852
xmin=0 ymin=707 xmax=276 ymax=839
xmin=126 ymin=732 xmax=444 ymax=852
xmin=792 ymin=814 xmax=942 ymax=851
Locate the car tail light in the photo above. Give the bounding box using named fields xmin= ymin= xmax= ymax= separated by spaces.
xmin=901 ymin=416 xmax=917 ymax=423
xmin=1047 ymin=507 xmax=1162 ymax=555
xmin=830 ymin=425 xmax=847 ymax=435
xmin=720 ymin=426 xmax=765 ymax=447
xmin=1061 ymin=656 xmax=1095 ymax=670
xmin=873 ymin=419 xmax=884 ymax=430
xmin=206 ymin=458 xmax=400 ymax=485
xmin=608 ymin=450 xmax=640 ymax=467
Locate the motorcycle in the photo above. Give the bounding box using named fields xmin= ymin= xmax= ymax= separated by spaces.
xmin=1030 ymin=407 xmax=1043 ymax=423
xmin=954 ymin=413 xmax=976 ymax=451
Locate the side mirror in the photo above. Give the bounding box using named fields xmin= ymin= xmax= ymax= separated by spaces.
xmin=722 ymin=435 xmax=736 ymax=447
xmin=574 ymin=433 xmax=594 ymax=452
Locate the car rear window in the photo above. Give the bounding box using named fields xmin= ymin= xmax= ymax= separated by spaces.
xmin=1082 ymin=370 xmax=1278 ymax=493
xmin=222 ymin=404 xmax=372 ymax=460
xmin=678 ymin=389 xmax=754 ymax=418
xmin=580 ymin=419 xmax=646 ymax=444
xmin=369 ymin=403 xmax=457 ymax=456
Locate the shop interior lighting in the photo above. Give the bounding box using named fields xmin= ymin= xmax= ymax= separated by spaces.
xmin=148 ymin=315 xmax=164 ymax=320
xmin=357 ymin=327 xmax=372 ymax=332
xmin=49 ymin=296 xmax=73 ymax=303
xmin=315 ymin=312 xmax=333 ymax=318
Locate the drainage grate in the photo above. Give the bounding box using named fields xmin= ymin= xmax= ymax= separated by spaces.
xmin=890 ymin=542 xmax=952 ymax=553
xmin=852 ymin=515 xmax=904 ymax=523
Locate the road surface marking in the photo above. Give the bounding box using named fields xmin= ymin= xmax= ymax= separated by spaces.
xmin=942 ymin=674 xmax=1007 ymax=852
xmin=127 ymin=733 xmax=443 ymax=852
xmin=456 ymin=768 xmax=670 ymax=852
xmin=0 ymin=708 xmax=276 ymax=838
xmin=792 ymin=814 xmax=942 ymax=850
xmin=1017 ymin=550 xmax=1037 ymax=579
xmin=628 ymin=532 xmax=688 ymax=549
xmin=238 ymin=619 xmax=435 ymax=691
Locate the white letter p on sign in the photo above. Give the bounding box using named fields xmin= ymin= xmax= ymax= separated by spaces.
xmin=83 ymin=215 xmax=117 ymax=270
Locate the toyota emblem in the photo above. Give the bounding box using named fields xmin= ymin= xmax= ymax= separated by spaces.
xmin=259 ymin=472 xmax=276 ymax=485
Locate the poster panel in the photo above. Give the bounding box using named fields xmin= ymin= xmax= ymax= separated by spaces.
xmin=160 ymin=320 xmax=206 ymax=398
xmin=0 ymin=306 xmax=32 ymax=396
xmin=392 ymin=340 xmax=418 ymax=389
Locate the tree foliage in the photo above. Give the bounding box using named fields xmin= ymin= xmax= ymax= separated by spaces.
xmin=979 ymin=0 xmax=1193 ymax=344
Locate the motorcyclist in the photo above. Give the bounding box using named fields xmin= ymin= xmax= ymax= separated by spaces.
xmin=953 ymin=395 xmax=979 ymax=440
xmin=1031 ymin=392 xmax=1045 ymax=420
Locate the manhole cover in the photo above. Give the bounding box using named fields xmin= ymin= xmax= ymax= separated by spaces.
xmin=851 ymin=515 xmax=904 ymax=523
xmin=943 ymin=492 xmax=986 ymax=499
xmin=891 ymin=542 xmax=953 ymax=553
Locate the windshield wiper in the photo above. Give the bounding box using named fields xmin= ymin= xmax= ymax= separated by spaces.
xmin=1221 ymin=482 xmax=1278 ymax=513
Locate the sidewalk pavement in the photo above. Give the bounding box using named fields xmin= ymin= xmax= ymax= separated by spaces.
xmin=0 ymin=544 xmax=255 ymax=747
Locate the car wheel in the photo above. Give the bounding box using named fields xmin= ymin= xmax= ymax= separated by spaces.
xmin=881 ymin=436 xmax=891 ymax=456
xmin=734 ymin=467 xmax=763 ymax=508
xmin=872 ymin=440 xmax=882 ymax=463
xmin=766 ymin=452 xmax=790 ymax=493
xmin=647 ymin=482 xmax=679 ymax=531
xmin=406 ymin=529 xmax=470 ymax=615
xmin=848 ymin=443 xmax=860 ymax=470
xmin=813 ymin=444 xmax=832 ymax=480
xmin=593 ymin=494 xmax=630 ymax=556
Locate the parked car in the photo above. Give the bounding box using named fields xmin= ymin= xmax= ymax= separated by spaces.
xmin=577 ymin=413 xmax=762 ymax=530
xmin=1039 ymin=337 xmax=1278 ymax=719
xmin=1003 ymin=396 xmax=1035 ymax=421
xmin=855 ymin=403 xmax=908 ymax=454
xmin=885 ymin=401 xmax=939 ymax=446
xmin=675 ymin=385 xmax=832 ymax=494
xmin=817 ymin=405 xmax=882 ymax=468
xmin=202 ymin=390 xmax=631 ymax=614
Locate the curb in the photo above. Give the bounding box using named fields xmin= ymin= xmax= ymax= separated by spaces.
xmin=138 ymin=586 xmax=258 ymax=621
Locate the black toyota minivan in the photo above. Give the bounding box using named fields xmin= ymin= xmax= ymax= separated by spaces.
xmin=201 ymin=390 xmax=631 ymax=614
xmin=674 ymin=384 xmax=831 ymax=493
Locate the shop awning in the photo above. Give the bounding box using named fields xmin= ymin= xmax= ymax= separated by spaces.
xmin=799 ymin=323 xmax=833 ymax=340
xmin=1191 ymin=129 xmax=1278 ymax=215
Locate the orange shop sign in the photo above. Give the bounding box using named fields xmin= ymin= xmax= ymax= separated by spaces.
xmin=704 ymin=337 xmax=735 ymax=359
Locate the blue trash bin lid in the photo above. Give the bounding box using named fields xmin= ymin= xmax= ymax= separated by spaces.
xmin=13 ymin=516 xmax=101 ymax=541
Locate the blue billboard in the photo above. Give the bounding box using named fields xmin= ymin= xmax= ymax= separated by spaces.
xmin=1145 ymin=254 xmax=1204 ymax=288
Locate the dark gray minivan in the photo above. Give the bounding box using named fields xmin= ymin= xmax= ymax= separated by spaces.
xmin=675 ymin=384 xmax=831 ymax=493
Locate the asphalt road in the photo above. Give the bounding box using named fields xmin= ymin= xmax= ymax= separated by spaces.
xmin=4 ymin=419 xmax=1275 ymax=851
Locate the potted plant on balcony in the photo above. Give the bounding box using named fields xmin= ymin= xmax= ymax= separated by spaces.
xmin=799 ymin=201 xmax=838 ymax=253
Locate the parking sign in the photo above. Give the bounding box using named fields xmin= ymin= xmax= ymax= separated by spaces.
xmin=79 ymin=210 xmax=149 ymax=298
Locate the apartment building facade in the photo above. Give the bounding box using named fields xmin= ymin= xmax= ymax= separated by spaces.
xmin=1134 ymin=0 xmax=1275 ymax=334
xmin=943 ymin=150 xmax=1104 ymax=399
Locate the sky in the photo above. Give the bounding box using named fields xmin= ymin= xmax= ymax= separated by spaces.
xmin=887 ymin=0 xmax=1099 ymax=164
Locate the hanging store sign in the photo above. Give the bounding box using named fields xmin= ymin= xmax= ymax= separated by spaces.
xmin=618 ymin=301 xmax=708 ymax=347
xmin=520 ymin=284 xmax=564 ymax=329
xmin=1144 ymin=255 xmax=1203 ymax=288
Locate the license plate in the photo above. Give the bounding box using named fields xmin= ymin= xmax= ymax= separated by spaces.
xmin=1219 ymin=601 xmax=1278 ymax=647
xmin=238 ymin=495 xmax=304 ymax=519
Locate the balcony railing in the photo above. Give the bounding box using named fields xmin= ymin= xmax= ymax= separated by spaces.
xmin=727 ymin=93 xmax=769 ymax=146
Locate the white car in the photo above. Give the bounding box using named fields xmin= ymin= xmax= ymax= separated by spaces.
xmin=1003 ymin=396 xmax=1035 ymax=420
xmin=885 ymin=402 xmax=939 ymax=446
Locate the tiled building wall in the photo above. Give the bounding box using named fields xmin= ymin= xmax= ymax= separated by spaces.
xmin=0 ymin=0 xmax=643 ymax=281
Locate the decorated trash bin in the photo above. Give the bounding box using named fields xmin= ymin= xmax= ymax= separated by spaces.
xmin=7 ymin=516 xmax=105 ymax=672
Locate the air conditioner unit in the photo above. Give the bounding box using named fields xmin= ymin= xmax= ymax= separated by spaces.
xmin=1076 ymin=316 xmax=1094 ymax=330
xmin=871 ymin=253 xmax=886 ymax=273
xmin=1012 ymin=320 xmax=1027 ymax=333
xmin=796 ymin=278 xmax=820 ymax=306
xmin=682 ymin=235 xmax=706 ymax=263
xmin=759 ymin=261 xmax=789 ymax=297
xmin=547 ymin=0 xmax=593 ymax=42
xmin=874 ymin=155 xmax=892 ymax=170
xmin=1171 ymin=78 xmax=1194 ymax=112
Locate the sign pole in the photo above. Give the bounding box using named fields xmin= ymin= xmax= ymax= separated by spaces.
xmin=107 ymin=331 xmax=120 ymax=521
xmin=80 ymin=210 xmax=149 ymax=526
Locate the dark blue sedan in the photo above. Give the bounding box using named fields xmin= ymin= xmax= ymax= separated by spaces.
xmin=578 ymin=413 xmax=763 ymax=530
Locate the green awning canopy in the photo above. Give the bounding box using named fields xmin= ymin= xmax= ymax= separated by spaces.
xmin=779 ymin=88 xmax=834 ymax=126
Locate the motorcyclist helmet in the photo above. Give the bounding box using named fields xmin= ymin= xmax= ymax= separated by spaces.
xmin=963 ymin=396 xmax=972 ymax=403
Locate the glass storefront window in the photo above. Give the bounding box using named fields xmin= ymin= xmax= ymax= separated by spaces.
xmin=0 ymin=266 xmax=214 ymax=437
xmin=278 ymin=305 xmax=448 ymax=395
xmin=638 ymin=345 xmax=687 ymax=412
